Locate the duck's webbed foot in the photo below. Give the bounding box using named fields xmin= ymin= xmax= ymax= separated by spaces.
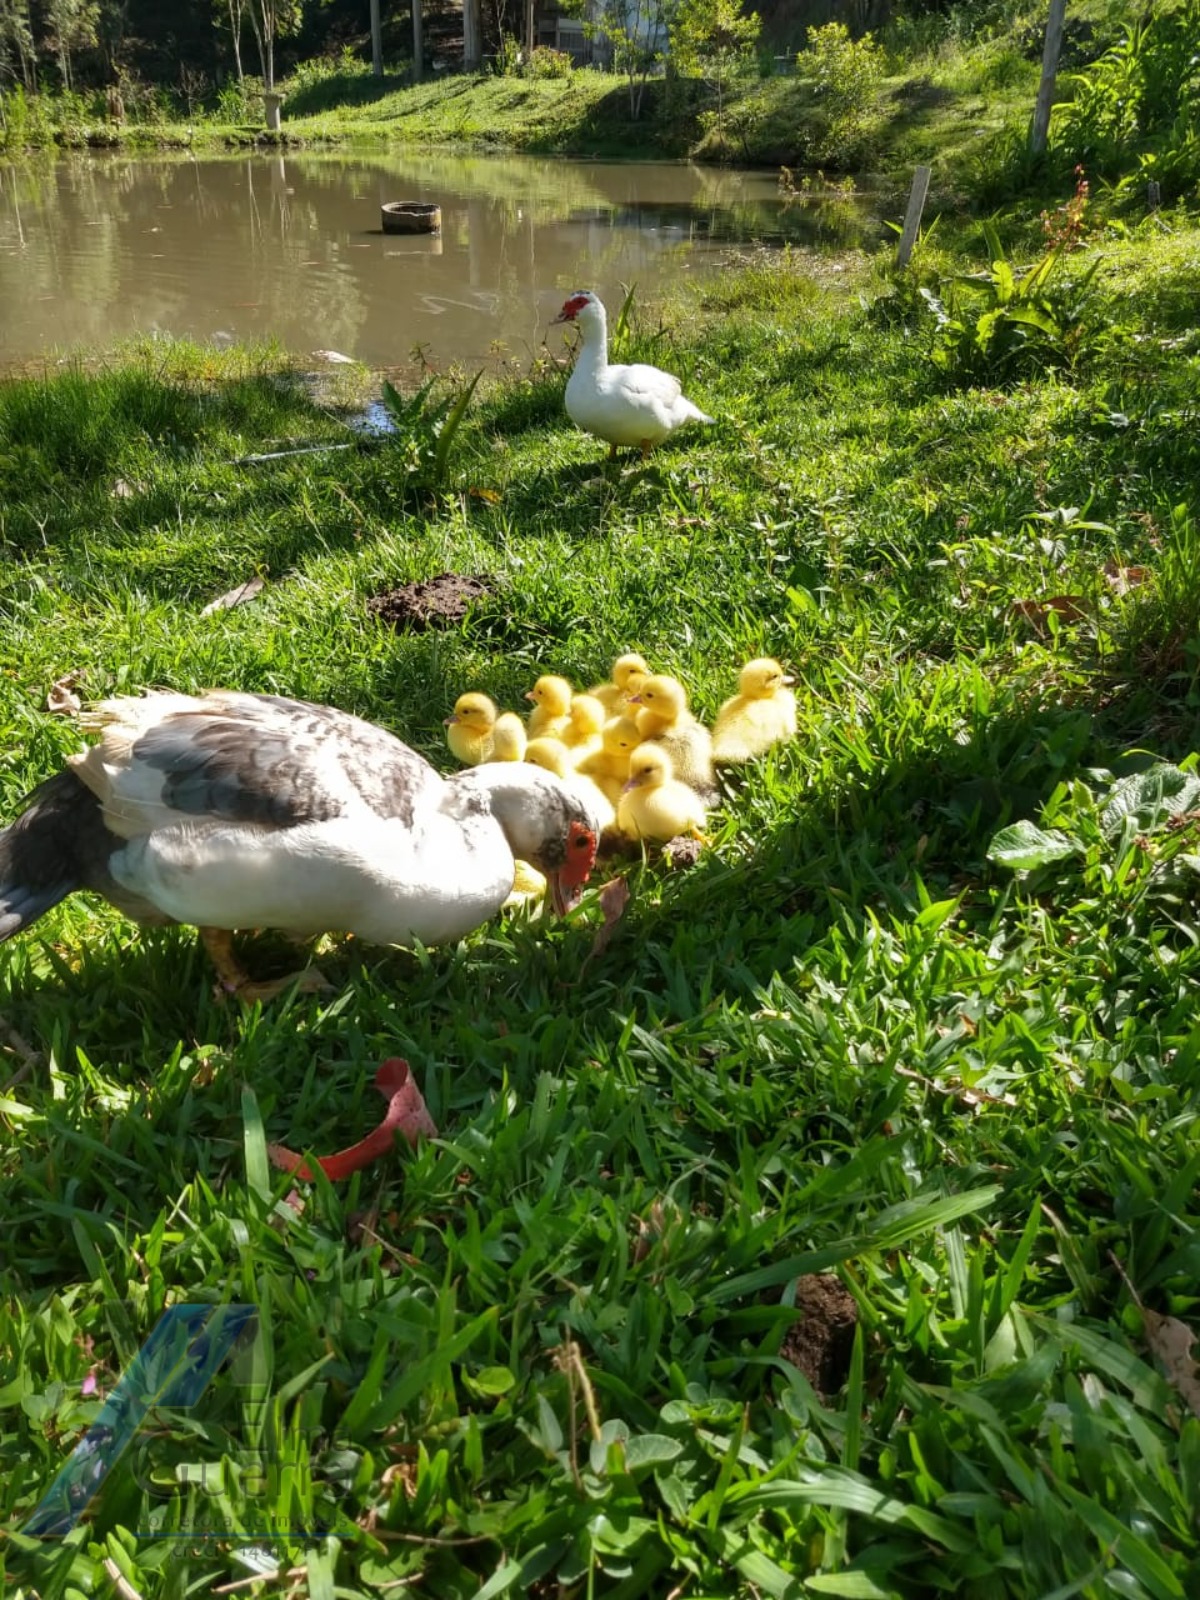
xmin=199 ymin=927 xmax=332 ymax=1005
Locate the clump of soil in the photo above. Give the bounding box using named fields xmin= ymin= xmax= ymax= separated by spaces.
xmin=367 ymin=573 xmax=492 ymax=632
xmin=779 ymin=1274 xmax=858 ymax=1400
xmin=661 ymin=835 xmax=705 ymax=870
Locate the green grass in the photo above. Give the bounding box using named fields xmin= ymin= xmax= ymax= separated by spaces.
xmin=0 ymin=0 xmax=1157 ymax=197
xmin=2 ymin=206 xmax=1200 ymax=1598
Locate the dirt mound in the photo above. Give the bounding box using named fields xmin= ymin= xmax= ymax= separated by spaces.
xmin=367 ymin=573 xmax=492 ymax=632
xmin=779 ymin=1273 xmax=858 ymax=1399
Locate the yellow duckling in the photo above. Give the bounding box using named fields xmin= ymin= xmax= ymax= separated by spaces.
xmin=711 ymin=658 xmax=797 ymax=764
xmin=589 ymin=653 xmax=650 ymax=714
xmin=562 ymin=694 xmax=607 ymax=763
xmin=445 ymin=692 xmax=499 ymax=766
xmin=576 ymin=715 xmax=642 ymax=806
xmin=490 ymin=712 xmax=527 ymax=762
xmin=503 ymin=858 xmax=548 ymax=909
xmin=631 ymin=675 xmax=715 ymax=797
xmin=525 ymin=674 xmax=574 ymax=739
xmin=617 ymin=743 xmax=708 ymax=845
xmin=524 ymin=737 xmax=616 ymax=832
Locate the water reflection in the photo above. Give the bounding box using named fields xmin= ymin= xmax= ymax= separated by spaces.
xmin=0 ymin=152 xmax=881 ymax=370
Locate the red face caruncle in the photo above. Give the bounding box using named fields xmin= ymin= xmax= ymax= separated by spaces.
xmin=548 ymin=819 xmax=598 ymax=914
xmin=553 ymin=292 xmax=592 ymax=324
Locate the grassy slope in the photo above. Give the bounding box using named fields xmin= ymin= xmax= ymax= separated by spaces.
xmin=4 ymin=0 xmax=1139 ymax=189
xmin=2 ymin=211 xmax=1200 ymax=1596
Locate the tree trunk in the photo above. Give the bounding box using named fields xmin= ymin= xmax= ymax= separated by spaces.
xmin=463 ymin=0 xmax=482 ymax=71
xmin=369 ymin=0 xmax=382 ymax=76
xmin=227 ymin=0 xmax=245 ymax=84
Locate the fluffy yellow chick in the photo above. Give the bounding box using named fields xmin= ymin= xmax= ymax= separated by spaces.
xmin=589 ymin=653 xmax=650 ymax=713
xmin=503 ymin=858 xmax=548 ymax=908
xmin=525 ymin=674 xmax=574 ymax=738
xmin=711 ymin=658 xmax=797 ymax=763
xmin=562 ymin=694 xmax=607 ymax=762
xmin=631 ymin=674 xmax=715 ymax=796
xmin=576 ymin=715 xmax=641 ymax=805
xmin=490 ymin=712 xmax=527 ymax=762
xmin=524 ymin=737 xmax=616 ymax=831
xmin=445 ymin=692 xmax=499 ymax=766
xmin=617 ymin=743 xmax=708 ymax=844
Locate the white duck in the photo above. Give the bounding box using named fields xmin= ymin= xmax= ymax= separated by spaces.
xmin=0 ymin=690 xmax=602 ymax=1003
xmin=553 ymin=290 xmax=714 ymax=461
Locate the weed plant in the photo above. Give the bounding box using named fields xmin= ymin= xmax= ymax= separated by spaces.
xmin=1 ymin=215 xmax=1200 ymax=1597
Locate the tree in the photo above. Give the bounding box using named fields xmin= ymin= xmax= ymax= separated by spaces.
xmin=43 ymin=0 xmax=99 ymax=90
xmin=573 ymin=0 xmax=677 ymax=120
xmin=246 ymin=0 xmax=301 ymax=91
xmin=673 ymin=0 xmax=759 ymax=136
xmin=214 ymin=0 xmax=250 ymax=85
xmin=0 ymin=0 xmax=35 ymax=88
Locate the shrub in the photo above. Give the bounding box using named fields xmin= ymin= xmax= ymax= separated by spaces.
xmin=918 ymin=222 xmax=1118 ymax=386
xmin=800 ymin=21 xmax=883 ymax=166
xmin=528 ymin=46 xmax=573 ymax=80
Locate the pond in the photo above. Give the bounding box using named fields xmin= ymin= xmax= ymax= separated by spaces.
xmin=0 ymin=151 xmax=882 ymax=372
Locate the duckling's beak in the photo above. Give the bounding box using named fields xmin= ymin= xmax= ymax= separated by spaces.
xmin=621 ymin=776 xmax=639 ymax=794
xmin=525 ymin=691 xmax=538 ymax=703
xmin=444 ymin=715 xmax=459 ymax=725
xmin=628 ymin=695 xmax=642 ymax=704
xmin=781 ymin=675 xmax=796 ymax=687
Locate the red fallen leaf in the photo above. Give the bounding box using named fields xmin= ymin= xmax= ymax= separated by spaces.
xmin=267 ymin=1058 xmax=437 ymax=1181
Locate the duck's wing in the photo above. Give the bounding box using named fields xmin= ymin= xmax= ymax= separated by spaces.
xmin=618 ymin=361 xmax=683 ymax=405
xmin=71 ymin=691 xmax=441 ymax=840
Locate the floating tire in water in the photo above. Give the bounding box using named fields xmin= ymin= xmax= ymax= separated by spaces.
xmin=381 ymin=202 xmax=442 ymax=234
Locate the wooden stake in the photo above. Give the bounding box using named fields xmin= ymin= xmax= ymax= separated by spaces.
xmin=412 ymin=0 xmax=423 ymax=81
xmin=896 ymin=164 xmax=931 ymax=268
xmin=463 ymin=0 xmax=482 ymax=71
xmin=1147 ymin=179 xmax=1161 ymax=212
xmin=1030 ymin=0 xmax=1067 ymax=156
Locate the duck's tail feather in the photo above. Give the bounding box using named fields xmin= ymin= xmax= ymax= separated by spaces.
xmin=680 ymin=400 xmax=715 ymax=425
xmin=0 ymin=772 xmax=105 ymax=941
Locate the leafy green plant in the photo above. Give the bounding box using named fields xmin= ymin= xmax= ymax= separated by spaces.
xmin=919 ymin=222 xmax=1109 ymax=385
xmin=527 ymin=44 xmax=573 ymax=80
xmin=378 ymin=369 xmax=482 ymax=496
xmin=1053 ymin=2 xmax=1200 ymax=194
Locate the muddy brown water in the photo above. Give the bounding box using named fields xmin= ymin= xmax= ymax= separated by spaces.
xmin=0 ymin=151 xmax=881 ymax=372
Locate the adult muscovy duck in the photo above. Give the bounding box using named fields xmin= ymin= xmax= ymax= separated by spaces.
xmin=0 ymin=690 xmax=601 ymax=1001
xmin=553 ymin=290 xmax=713 ymax=460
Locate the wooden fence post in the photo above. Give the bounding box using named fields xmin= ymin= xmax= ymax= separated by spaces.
xmin=896 ymin=165 xmax=931 ymax=269
xmin=1030 ymin=0 xmax=1067 ymax=156
xmin=412 ymin=0 xmax=423 ymax=81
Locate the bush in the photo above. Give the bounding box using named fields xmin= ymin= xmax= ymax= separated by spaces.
xmin=1052 ymin=2 xmax=1200 ymax=196
xmin=528 ymin=46 xmax=573 ymax=80
xmin=917 ymin=223 xmax=1122 ymax=386
xmin=800 ymin=21 xmax=883 ymax=166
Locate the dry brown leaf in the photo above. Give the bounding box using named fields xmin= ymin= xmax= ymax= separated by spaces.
xmin=587 ymin=876 xmax=630 ymax=966
xmin=468 ymin=486 xmax=502 ymax=505
xmin=201 ymin=575 xmax=265 ymax=616
xmin=45 ymin=670 xmax=83 ymax=717
xmin=1103 ymin=562 xmax=1151 ymax=596
xmin=110 ymin=477 xmax=139 ymax=500
xmin=1143 ymin=1309 xmax=1200 ymax=1420
xmin=1009 ymin=595 xmax=1088 ymax=631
